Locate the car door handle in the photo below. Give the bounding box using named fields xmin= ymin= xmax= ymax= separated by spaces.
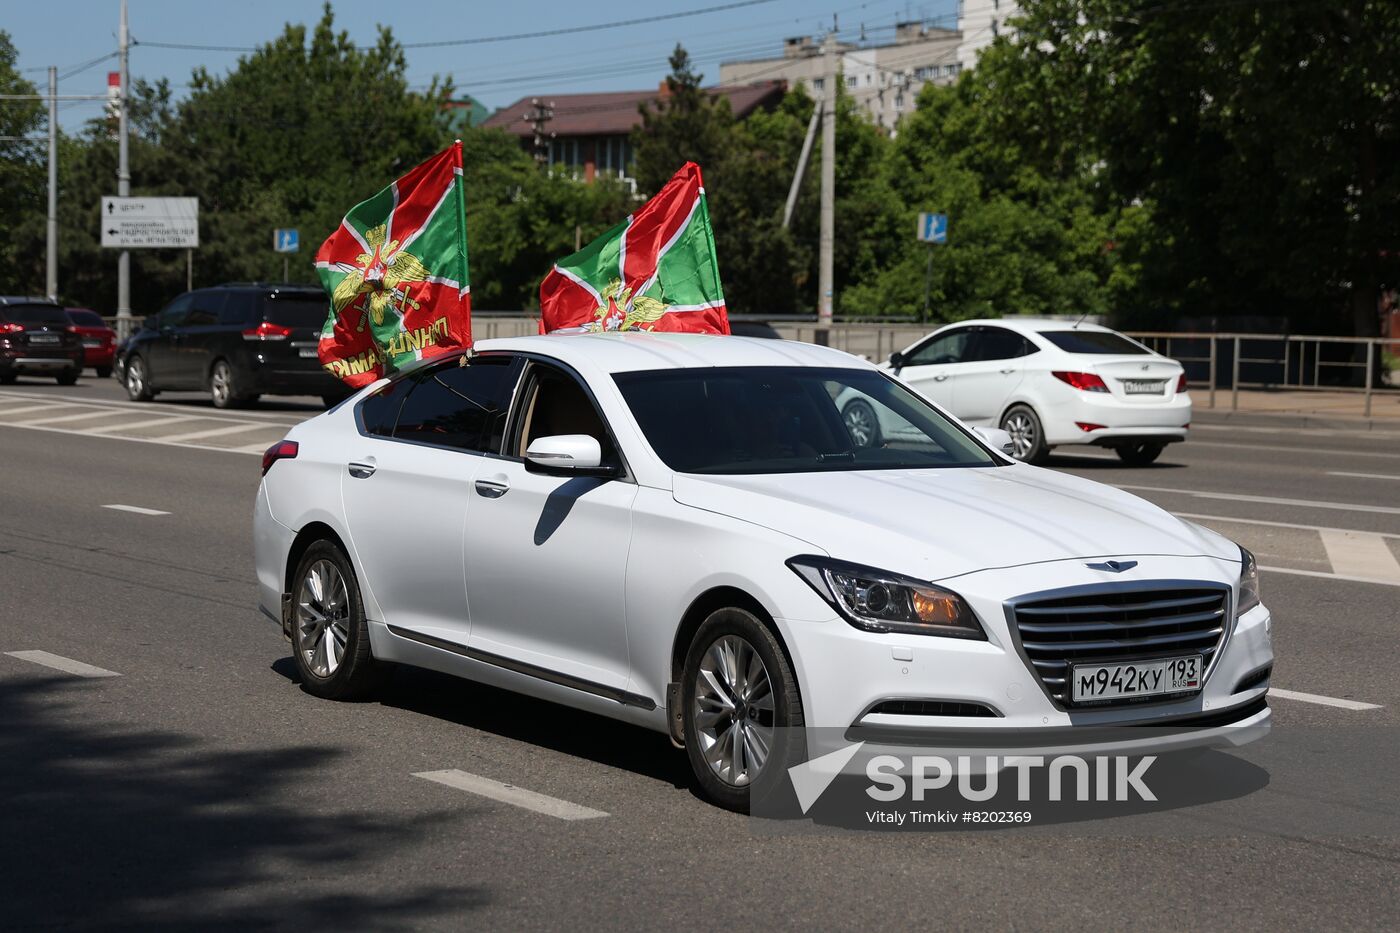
xmin=474 ymin=478 xmax=509 ymax=499
xmin=347 ymin=460 xmax=377 ymax=479
xmin=999 ymin=368 xmax=1016 ymax=374
xmin=932 ymin=374 xmax=950 ymax=382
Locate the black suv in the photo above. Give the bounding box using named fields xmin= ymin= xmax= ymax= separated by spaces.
xmin=118 ymin=284 xmax=347 ymax=408
xmin=0 ymin=297 xmax=84 ymax=385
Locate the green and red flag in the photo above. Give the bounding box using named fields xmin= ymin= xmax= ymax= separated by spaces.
xmin=539 ymin=162 xmax=728 ymax=334
xmin=315 ymin=142 xmax=472 ymax=387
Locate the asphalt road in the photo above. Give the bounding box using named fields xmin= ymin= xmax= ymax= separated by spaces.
xmin=2 ymin=373 xmax=1398 ymax=930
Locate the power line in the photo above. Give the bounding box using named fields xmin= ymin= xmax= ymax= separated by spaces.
xmin=132 ymin=0 xmax=783 ymax=53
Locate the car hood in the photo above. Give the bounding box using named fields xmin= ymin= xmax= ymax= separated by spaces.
xmin=671 ymin=465 xmax=1237 ymax=582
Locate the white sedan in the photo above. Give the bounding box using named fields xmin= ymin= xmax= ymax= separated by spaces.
xmin=845 ymin=319 xmax=1191 ymax=465
xmin=254 ymin=333 xmax=1271 ymax=812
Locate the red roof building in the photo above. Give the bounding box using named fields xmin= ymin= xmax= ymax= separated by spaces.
xmin=481 ymin=81 xmax=786 ymax=182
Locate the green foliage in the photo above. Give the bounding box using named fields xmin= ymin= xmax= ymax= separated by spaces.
xmin=0 ymin=31 xmax=45 ymax=293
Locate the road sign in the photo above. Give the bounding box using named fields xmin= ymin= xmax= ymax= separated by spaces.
xmin=101 ymin=197 xmax=199 ymax=249
xmin=274 ymin=228 xmax=300 ymax=253
xmin=917 ymin=212 xmax=948 ymax=244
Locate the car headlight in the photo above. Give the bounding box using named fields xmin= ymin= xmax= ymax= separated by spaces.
xmin=787 ymin=556 xmax=985 ymax=639
xmin=1237 ymin=546 xmax=1261 ymax=615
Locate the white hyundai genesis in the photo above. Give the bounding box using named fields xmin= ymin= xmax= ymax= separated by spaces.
xmin=253 ymin=333 xmax=1272 ymax=811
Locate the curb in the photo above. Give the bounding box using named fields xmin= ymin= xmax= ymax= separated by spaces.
xmin=1192 ymin=408 xmax=1400 ymax=436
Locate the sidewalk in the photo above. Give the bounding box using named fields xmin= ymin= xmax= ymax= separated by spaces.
xmin=1194 ymin=388 xmax=1400 ymax=433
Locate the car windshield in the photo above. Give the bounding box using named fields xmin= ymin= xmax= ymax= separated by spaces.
xmin=3 ymin=304 xmax=68 ymax=325
xmin=67 ymin=309 xmax=106 ymax=327
xmin=263 ymin=296 xmax=329 ymax=328
xmin=1040 ymin=330 xmax=1148 ymax=355
xmin=614 ymin=366 xmax=1001 ymax=474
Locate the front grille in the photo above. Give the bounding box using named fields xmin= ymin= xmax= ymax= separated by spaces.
xmin=867 ymin=699 xmax=999 ymax=718
xmin=1010 ymin=584 xmax=1230 ymax=707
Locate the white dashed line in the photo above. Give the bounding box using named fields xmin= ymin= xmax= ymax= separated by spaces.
xmin=1175 ymin=512 xmax=1400 ymax=538
xmin=0 ymin=403 xmax=65 ymax=417
xmin=1259 ymin=565 xmax=1400 ymax=588
xmin=156 ymin=422 xmax=280 ymax=443
xmin=413 ymin=769 xmax=609 ymax=820
xmin=5 ymin=650 xmax=121 ymax=678
xmin=1271 ymin=688 xmax=1382 ymax=711
xmin=1327 ymin=471 xmax=1400 ymax=481
xmin=1116 ymin=484 xmax=1400 ymax=516
xmin=1318 ymin=529 xmax=1400 ymax=583
xmin=13 ymin=408 xmax=113 ymax=425
xmin=82 ymin=415 xmax=203 ymax=435
xmin=102 ymin=504 xmax=171 ymax=516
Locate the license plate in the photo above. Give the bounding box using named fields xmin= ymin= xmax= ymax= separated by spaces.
xmin=82 ymin=339 xmax=103 ymax=348
xmin=299 ymin=347 xmax=318 ymax=358
xmin=29 ymin=334 xmax=59 ymax=345
xmin=1071 ymin=655 xmax=1202 ymax=703
xmin=1122 ymin=379 xmax=1165 ymax=395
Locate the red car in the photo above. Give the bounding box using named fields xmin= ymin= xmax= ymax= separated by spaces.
xmin=66 ymin=308 xmax=117 ymax=378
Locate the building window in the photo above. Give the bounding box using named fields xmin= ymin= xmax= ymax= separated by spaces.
xmin=895 ymin=92 xmax=904 ymax=110
xmin=811 ymin=77 xmax=824 ymax=91
xmin=846 ymin=75 xmax=858 ymax=88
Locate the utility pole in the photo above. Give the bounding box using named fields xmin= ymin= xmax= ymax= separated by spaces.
xmin=46 ymin=66 xmax=57 ymax=301
xmin=817 ymin=30 xmax=836 ymax=329
xmin=116 ymin=0 xmax=131 ymax=336
xmin=526 ymin=98 xmax=554 ymax=167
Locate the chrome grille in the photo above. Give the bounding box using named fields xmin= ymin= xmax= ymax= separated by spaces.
xmin=1009 ymin=584 xmax=1230 ymax=707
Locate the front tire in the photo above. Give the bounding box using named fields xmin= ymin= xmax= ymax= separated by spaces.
xmin=125 ymin=355 xmax=154 ymax=401
xmin=1000 ymin=404 xmax=1049 ymax=464
xmin=1116 ymin=441 xmax=1166 ymax=466
xmin=290 ymin=541 xmax=383 ymax=700
xmin=842 ymin=399 xmax=881 ymax=449
xmin=56 ymin=370 xmax=79 ymax=386
xmin=682 ymin=608 xmax=804 ymax=813
xmin=96 ymin=366 xmax=113 ymax=379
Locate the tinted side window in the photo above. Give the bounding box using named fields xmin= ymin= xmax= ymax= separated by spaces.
xmin=1041 ymin=330 xmax=1148 ymax=355
xmin=394 ymin=357 xmax=518 ymax=452
xmin=515 ymin=364 xmax=619 ymax=465
xmin=219 ymin=291 xmax=257 ymax=326
xmin=185 ymin=291 xmax=226 ymax=327
xmin=156 ymin=293 xmax=194 ymax=329
xmin=970 ymin=327 xmax=1033 ymax=362
xmin=907 ymin=328 xmax=975 ymax=366
xmin=359 ymin=377 xmax=414 ymax=437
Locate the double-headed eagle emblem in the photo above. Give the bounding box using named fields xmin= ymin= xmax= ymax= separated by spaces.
xmin=329 ymin=224 xmax=429 ymax=333
xmin=586 ymin=279 xmax=671 ymax=332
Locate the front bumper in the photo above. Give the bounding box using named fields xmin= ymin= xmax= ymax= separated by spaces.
xmin=0 ymin=352 xmax=83 ymax=374
xmin=785 ymin=553 xmax=1272 ymax=750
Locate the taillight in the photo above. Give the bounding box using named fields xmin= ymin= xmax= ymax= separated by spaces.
xmin=1176 ymin=373 xmax=1188 ymax=393
xmin=243 ymin=321 xmax=293 ymax=341
xmin=261 ymin=439 xmax=299 ymax=476
xmin=1052 ymin=371 xmax=1109 ymax=393
xmin=1075 ymin=422 xmax=1107 ymax=432
xmin=0 ymin=323 xmax=23 ymax=334
xmin=65 ymin=325 xmax=78 ymax=334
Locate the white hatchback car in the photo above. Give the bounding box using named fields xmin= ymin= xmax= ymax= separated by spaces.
xmin=852 ymin=319 xmax=1190 ymax=465
xmin=254 ymin=333 xmax=1270 ymax=811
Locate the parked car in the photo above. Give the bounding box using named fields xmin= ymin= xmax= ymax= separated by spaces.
xmin=855 ymin=319 xmax=1190 ymax=465
xmin=254 ymin=333 xmax=1271 ymax=812
xmin=65 ymin=308 xmax=117 ymax=379
xmin=116 ymin=283 xmax=347 ymax=408
xmin=0 ymin=297 xmax=84 ymax=385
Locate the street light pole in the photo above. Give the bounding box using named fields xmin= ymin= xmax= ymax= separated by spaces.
xmin=116 ymin=0 xmax=131 ymax=335
xmin=817 ymin=30 xmax=836 ymax=329
xmin=46 ymin=66 xmax=57 ymax=301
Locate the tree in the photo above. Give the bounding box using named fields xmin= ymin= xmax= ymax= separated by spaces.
xmin=0 ymin=31 xmax=45 ymax=294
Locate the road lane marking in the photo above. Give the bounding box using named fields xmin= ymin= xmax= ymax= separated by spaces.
xmin=1175 ymin=512 xmax=1400 ymax=538
xmin=1327 ymin=471 xmax=1400 ymax=481
xmin=4 ymin=650 xmax=121 ymax=678
xmin=1318 ymin=529 xmax=1400 ymax=582
xmin=1260 ymin=564 xmax=1400 ymax=588
xmin=0 ymin=420 xmax=265 ymax=456
xmin=0 ymin=403 xmax=66 ymax=417
xmin=1116 ymin=484 xmax=1400 ymax=516
xmin=13 ymin=407 xmax=114 ymax=425
xmin=0 ymin=388 xmax=312 ymax=423
xmin=1188 ymin=441 xmax=1400 ymax=460
xmin=1271 ymin=688 xmax=1382 ymax=711
xmin=82 ymin=415 xmax=203 ymax=435
xmin=156 ymin=422 xmax=282 ymax=443
xmin=102 ymin=504 xmax=171 ymax=516
xmin=412 ymin=769 xmax=608 ymax=820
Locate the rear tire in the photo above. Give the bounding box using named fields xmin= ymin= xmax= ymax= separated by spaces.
xmin=96 ymin=366 xmax=112 ymax=379
xmin=1000 ymin=404 xmax=1049 ymax=464
xmin=125 ymin=355 xmax=154 ymax=401
xmin=682 ymin=608 xmax=804 ymax=813
xmin=209 ymin=359 xmax=252 ymax=409
xmin=56 ymin=370 xmax=79 ymax=386
xmin=1116 ymin=442 xmax=1166 ymax=466
xmin=842 ymin=399 xmax=881 ymax=448
xmin=290 ymin=540 xmax=384 ymax=700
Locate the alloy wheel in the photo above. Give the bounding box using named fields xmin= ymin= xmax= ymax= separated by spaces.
xmin=126 ymin=358 xmax=145 ymax=397
xmin=1003 ymin=411 xmax=1036 ymax=459
xmin=210 ymin=362 xmax=232 ymax=407
xmin=843 ymin=402 xmax=877 ymax=448
xmin=296 ymin=559 xmax=350 ymax=678
xmin=693 ymin=634 xmax=775 ymax=787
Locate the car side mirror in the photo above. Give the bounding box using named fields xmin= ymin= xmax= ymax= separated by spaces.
xmin=525 ymin=434 xmax=617 ymax=477
xmin=973 ymin=426 xmax=1016 ymax=458
xmin=888 ymin=351 xmax=905 ymax=370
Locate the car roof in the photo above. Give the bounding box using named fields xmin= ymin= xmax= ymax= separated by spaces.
xmin=474 ymin=331 xmax=873 ymax=375
xmin=0 ymin=295 xmax=59 ymax=306
xmin=944 ymin=317 xmax=1117 ymax=336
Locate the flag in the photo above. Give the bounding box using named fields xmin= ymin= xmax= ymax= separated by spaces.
xmin=315 ymin=142 xmax=472 ymax=387
xmin=539 ymin=162 xmax=728 ymax=335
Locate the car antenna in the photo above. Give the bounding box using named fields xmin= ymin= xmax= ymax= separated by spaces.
xmin=1072 ymin=309 xmax=1090 ymax=329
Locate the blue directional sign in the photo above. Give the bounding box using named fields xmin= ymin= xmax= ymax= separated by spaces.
xmin=273 ymin=228 xmax=300 ymax=253
xmin=917 ymin=212 xmax=948 ymax=244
